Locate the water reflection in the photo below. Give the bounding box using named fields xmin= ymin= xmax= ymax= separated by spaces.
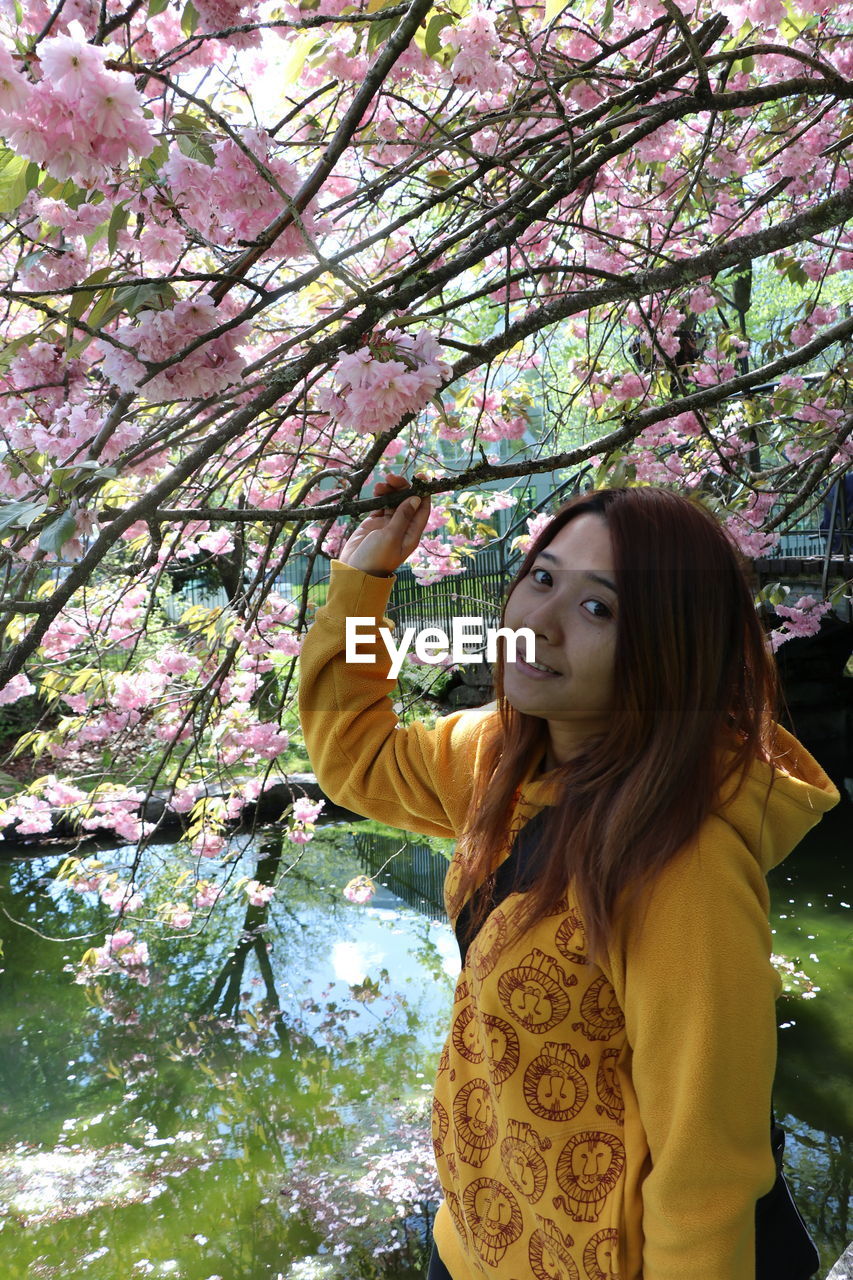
xmin=767 ymin=800 xmax=853 ymax=1271
xmin=0 ymin=831 xmax=456 ymax=1278
xmin=0 ymin=804 xmax=849 ymax=1278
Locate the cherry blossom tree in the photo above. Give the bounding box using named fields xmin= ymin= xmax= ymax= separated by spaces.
xmin=0 ymin=0 xmax=851 ymax=970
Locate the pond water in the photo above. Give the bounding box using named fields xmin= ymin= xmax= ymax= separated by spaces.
xmin=0 ymin=803 xmax=850 ymax=1280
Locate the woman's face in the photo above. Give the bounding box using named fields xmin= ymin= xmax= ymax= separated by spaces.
xmin=502 ymin=513 xmax=618 ymax=766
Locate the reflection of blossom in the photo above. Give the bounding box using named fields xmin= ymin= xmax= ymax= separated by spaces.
xmin=164 ymin=903 xmax=193 ymax=929
xmin=343 ymin=875 xmax=376 ymax=905
xmin=78 ymin=929 xmax=151 ymax=986
xmin=245 ymin=879 xmax=275 ymax=907
xmin=771 ymin=953 xmax=820 ymax=999
xmin=285 ymin=1102 xmax=439 ymax=1270
xmin=194 ymin=880 xmax=223 ymax=909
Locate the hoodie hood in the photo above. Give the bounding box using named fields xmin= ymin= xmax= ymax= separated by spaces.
xmin=516 ymin=721 xmax=839 ymax=874
xmin=715 ymin=722 xmax=840 ymax=873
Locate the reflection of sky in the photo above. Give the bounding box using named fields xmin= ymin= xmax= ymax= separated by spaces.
xmin=285 ymin=889 xmax=459 ymax=1051
xmin=330 ymin=905 xmax=460 ymax=986
xmin=31 ymin=837 xmax=462 ymax=1036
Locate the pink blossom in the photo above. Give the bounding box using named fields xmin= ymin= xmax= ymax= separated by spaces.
xmin=164 ymin=130 xmax=317 ymax=257
xmin=0 ymin=673 xmax=35 ymax=705
xmin=192 ymin=832 xmax=227 ymax=860
xmin=2 ymin=26 xmax=154 ymax=184
xmin=70 ymin=872 xmax=106 ymax=894
xmin=168 ymin=784 xmax=203 ymax=816
xmin=38 ymin=22 xmax=103 ymax=94
xmin=770 ymin=596 xmax=833 ymax=651
xmin=165 ymin=903 xmax=194 ymax=929
xmin=292 ymin=797 xmax=324 ymax=824
xmin=343 ymin=875 xmax=376 ymax=905
xmin=101 ymin=295 xmax=248 ymax=402
xmin=99 ymin=880 xmax=144 ymax=914
xmin=245 ymin=879 xmax=275 ymax=906
xmin=137 ymin=221 xmax=184 ymax=265
xmin=193 ymin=881 xmax=223 ymax=909
xmin=5 ymin=795 xmax=54 ymax=835
xmin=79 ymin=929 xmax=150 ymax=986
xmin=198 ymin=529 xmax=235 ymax=555
xmin=319 ymin=331 xmax=449 ymax=436
xmin=687 ymin=286 xmax=716 ymax=314
xmin=0 ymin=45 xmax=31 ymax=114
xmin=286 ymin=827 xmax=314 ymax=844
xmin=448 ymin=8 xmax=513 ymax=97
xmin=611 ymin=373 xmax=649 ymax=402
xmin=511 ymin=512 xmax=553 ymax=554
xmin=150 ymin=648 xmax=200 ymax=677
xmin=236 ymin=720 xmax=290 ymax=761
xmin=744 ymin=0 xmax=785 ymax=26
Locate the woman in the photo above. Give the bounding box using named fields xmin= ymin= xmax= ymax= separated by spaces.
xmin=298 ymin=476 xmax=839 ymax=1280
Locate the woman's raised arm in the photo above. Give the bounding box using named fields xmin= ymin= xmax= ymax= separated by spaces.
xmin=298 ymin=475 xmax=496 ymax=837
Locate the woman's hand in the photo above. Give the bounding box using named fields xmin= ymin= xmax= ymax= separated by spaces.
xmin=338 ymin=473 xmax=431 ymax=577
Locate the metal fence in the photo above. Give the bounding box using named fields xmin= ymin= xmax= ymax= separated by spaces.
xmin=168 ymin=466 xmax=850 ymax=623
xmin=386 ymin=543 xmax=520 ymax=636
xmin=350 ymin=830 xmax=450 ymax=921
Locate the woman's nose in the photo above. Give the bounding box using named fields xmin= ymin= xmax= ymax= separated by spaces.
xmin=524 ymin=596 xmax=563 ymax=644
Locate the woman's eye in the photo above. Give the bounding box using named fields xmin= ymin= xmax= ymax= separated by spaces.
xmin=582 ymin=599 xmax=612 ymax=620
xmin=530 ymin=567 xmax=552 ymax=586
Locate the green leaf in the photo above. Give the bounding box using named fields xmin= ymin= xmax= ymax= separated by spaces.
xmin=38 ymin=510 xmax=79 ymax=555
xmin=50 ymin=462 xmax=117 ymax=493
xmin=67 ymin=266 xmax=113 ymax=322
xmin=0 ymin=336 xmax=27 ymax=371
xmin=424 ymin=12 xmax=455 ymax=56
xmin=140 ymin=139 xmax=170 ymax=184
xmin=0 ymin=500 xmax=47 ymax=533
xmin=110 ymin=280 xmax=178 ymax=319
xmin=149 ymin=0 xmax=169 ymax=13
xmin=366 ymin=15 xmax=397 ymax=53
xmin=177 ymin=132 xmax=215 ymax=165
xmin=85 ymin=287 xmax=116 ymax=333
xmin=107 ymin=202 xmax=129 ymax=255
xmin=0 ymin=147 xmax=33 ymax=215
xmin=181 ymin=0 xmax=199 ymax=35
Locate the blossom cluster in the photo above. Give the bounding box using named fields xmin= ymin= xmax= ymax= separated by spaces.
xmin=100 ymin=294 xmax=249 ymax=401
xmin=284 ymin=1109 xmax=439 ymax=1274
xmin=447 ymin=8 xmax=513 ymax=99
xmin=0 ymin=0 xmax=849 ymax=996
xmin=342 ymin=875 xmax=376 ymax=905
xmin=769 ymin=595 xmax=834 ymax=652
xmin=77 ymin=929 xmax=151 ymax=986
xmin=0 ymin=24 xmax=154 ymax=185
xmin=164 ymin=130 xmax=319 ymax=258
xmin=318 ymin=330 xmax=451 ymax=436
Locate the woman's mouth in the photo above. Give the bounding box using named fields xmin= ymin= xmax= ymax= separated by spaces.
xmin=514 ymin=656 xmax=560 ymax=678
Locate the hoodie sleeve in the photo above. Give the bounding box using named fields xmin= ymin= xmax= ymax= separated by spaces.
xmin=611 ymin=816 xmax=780 ymax=1280
xmin=297 ymin=558 xmax=493 ymax=837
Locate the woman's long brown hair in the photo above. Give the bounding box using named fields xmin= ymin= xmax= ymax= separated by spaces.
xmin=453 ymin=484 xmax=781 ymax=963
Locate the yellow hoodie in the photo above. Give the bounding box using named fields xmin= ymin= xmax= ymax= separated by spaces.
xmin=298 ymin=560 xmax=840 ymax=1280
